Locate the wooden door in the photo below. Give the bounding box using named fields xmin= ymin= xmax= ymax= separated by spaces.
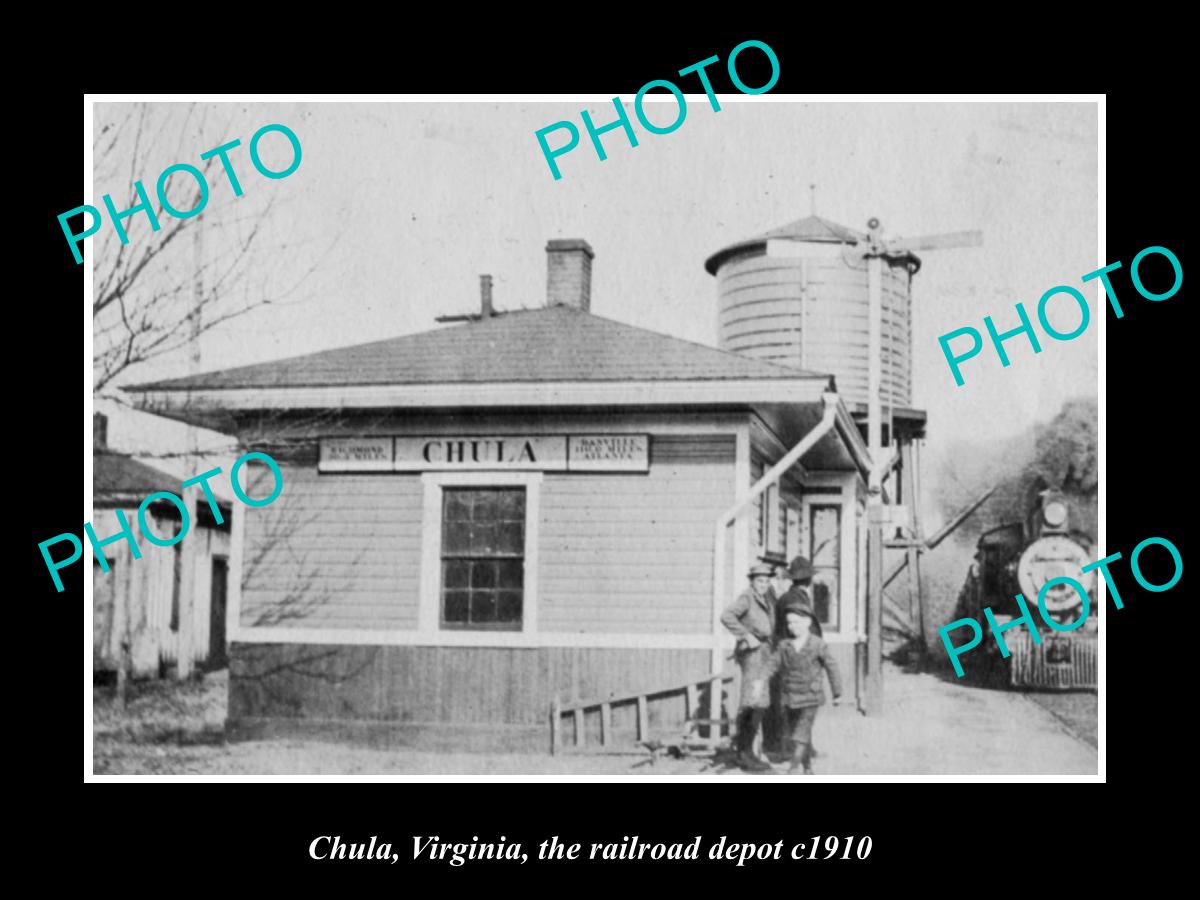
xmin=208 ymin=557 xmax=229 ymax=669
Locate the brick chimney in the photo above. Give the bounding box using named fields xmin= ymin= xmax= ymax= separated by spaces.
xmin=480 ymin=274 xmax=494 ymax=317
xmin=94 ymin=412 xmax=108 ymax=450
xmin=546 ymin=239 xmax=594 ymax=312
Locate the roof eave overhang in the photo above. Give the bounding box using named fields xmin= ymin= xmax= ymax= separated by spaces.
xmin=126 ymin=377 xmax=835 ymax=423
xmin=833 ymin=398 xmax=874 ymax=479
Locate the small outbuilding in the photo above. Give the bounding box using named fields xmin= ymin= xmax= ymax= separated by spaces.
xmin=93 ymin=414 xmax=232 ymax=679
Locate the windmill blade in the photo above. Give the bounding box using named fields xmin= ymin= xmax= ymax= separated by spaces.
xmin=890 ymin=230 xmax=983 ymax=252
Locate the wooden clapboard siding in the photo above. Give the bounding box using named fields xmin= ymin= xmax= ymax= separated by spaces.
xmin=157 ymin=526 xmax=232 ymax=666
xmin=240 ymin=462 xmax=423 ymax=630
xmin=229 ymin=643 xmax=712 ymax=736
xmin=537 ymin=435 xmax=735 ymax=634
xmin=93 ymin=557 xmax=116 ymax=665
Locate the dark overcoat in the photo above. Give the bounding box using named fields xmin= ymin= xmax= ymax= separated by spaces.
xmin=764 ymin=635 xmax=844 ymax=708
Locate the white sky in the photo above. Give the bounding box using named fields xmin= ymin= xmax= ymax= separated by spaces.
xmin=93 ymin=99 xmax=1098 ymax=506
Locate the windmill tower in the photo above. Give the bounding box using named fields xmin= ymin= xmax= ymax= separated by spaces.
xmin=706 ymin=213 xmax=981 ymax=713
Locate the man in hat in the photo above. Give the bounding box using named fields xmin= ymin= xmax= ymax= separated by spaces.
xmin=774 ymin=556 xmax=823 ymax=640
xmin=766 ymin=556 xmax=792 ymax=604
xmin=720 ymin=562 xmax=779 ymax=772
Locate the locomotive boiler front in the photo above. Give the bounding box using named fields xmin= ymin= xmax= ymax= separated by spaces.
xmin=1017 ymin=535 xmax=1095 ymax=627
xmin=959 ymin=486 xmax=1097 ymax=689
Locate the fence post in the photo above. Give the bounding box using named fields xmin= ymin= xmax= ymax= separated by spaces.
xmin=550 ymin=695 xmax=561 ymax=755
xmin=600 ymin=702 xmax=612 ymax=747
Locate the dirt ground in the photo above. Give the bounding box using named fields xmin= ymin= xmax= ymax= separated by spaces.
xmin=1022 ymin=691 xmax=1098 ymax=749
xmin=92 ymin=665 xmax=1098 ymax=777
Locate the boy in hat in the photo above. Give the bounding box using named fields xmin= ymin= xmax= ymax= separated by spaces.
xmin=771 ymin=556 xmax=825 ymax=760
xmin=763 ymin=595 xmax=844 ymax=774
xmin=720 ymin=563 xmax=778 ymax=772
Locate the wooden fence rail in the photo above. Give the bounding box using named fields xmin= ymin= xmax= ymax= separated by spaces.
xmin=550 ymin=672 xmax=736 ymax=755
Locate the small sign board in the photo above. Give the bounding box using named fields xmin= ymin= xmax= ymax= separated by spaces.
xmin=318 ymin=437 xmax=394 ymax=472
xmin=568 ymin=434 xmax=649 ymax=472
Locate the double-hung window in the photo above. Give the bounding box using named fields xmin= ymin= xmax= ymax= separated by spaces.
xmin=439 ymin=487 xmax=525 ymax=630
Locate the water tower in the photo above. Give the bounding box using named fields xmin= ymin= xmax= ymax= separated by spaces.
xmin=705 ymin=213 xmax=981 ymax=701
xmin=705 ymin=214 xmax=926 ymax=453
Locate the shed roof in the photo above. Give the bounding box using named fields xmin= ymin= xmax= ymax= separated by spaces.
xmin=94 ymin=451 xmax=183 ymax=502
xmin=94 ymin=450 xmax=231 ymax=522
xmin=128 ymin=304 xmax=831 ymax=392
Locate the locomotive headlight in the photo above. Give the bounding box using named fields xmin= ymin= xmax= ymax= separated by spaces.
xmin=1043 ymin=501 xmax=1068 ymax=528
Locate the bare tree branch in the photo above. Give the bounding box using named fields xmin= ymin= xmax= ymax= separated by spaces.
xmin=92 ymin=102 xmax=339 ymax=398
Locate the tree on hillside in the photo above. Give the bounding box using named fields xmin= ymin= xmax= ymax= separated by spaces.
xmin=934 ymin=396 xmax=1098 ymax=542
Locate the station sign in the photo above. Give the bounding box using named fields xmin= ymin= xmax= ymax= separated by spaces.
xmin=319 ymin=435 xmax=649 ymax=473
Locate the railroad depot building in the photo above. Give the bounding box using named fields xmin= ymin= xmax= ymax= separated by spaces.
xmin=128 ymin=236 xmax=882 ymax=750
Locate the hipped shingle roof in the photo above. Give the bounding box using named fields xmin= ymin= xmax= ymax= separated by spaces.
xmin=129 ymin=305 xmax=830 ymax=392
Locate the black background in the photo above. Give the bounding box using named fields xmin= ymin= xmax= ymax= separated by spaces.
xmin=23 ymin=26 xmax=1187 ymax=889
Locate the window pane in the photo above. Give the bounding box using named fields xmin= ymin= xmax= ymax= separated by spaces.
xmin=811 ymin=506 xmax=840 ymax=567
xmin=444 ymin=490 xmax=472 ymax=522
xmin=812 ymin=572 xmax=838 ymax=628
xmin=809 ymin=504 xmax=841 ymax=630
xmin=497 ymin=591 xmax=522 ymax=622
xmin=443 ymin=522 xmax=471 ymax=555
xmin=498 ymin=559 xmax=524 ymax=589
xmin=443 ymin=560 xmax=470 ymax=589
xmin=497 ymin=490 xmax=525 ymax=519
xmin=471 ymin=561 xmax=497 ymax=589
xmin=473 ymin=491 xmax=498 ymax=522
xmin=444 ymin=591 xmax=470 ymax=623
xmin=470 ymin=523 xmax=497 ymax=554
xmin=471 ymin=592 xmax=497 ymax=623
xmin=495 ymin=521 xmax=524 ymax=555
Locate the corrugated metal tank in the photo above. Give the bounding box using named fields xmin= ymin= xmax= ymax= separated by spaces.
xmin=705 ymin=215 xmax=919 ymax=409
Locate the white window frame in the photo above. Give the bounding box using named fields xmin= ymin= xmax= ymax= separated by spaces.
xmin=419 ymin=471 xmax=542 ymax=637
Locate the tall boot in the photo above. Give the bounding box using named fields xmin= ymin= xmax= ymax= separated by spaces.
xmin=734 ymin=709 xmax=760 ymax=770
xmin=738 ymin=709 xmax=772 ymax=772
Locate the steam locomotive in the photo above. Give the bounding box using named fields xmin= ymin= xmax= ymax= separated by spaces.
xmin=953 ymin=485 xmax=1097 ymax=689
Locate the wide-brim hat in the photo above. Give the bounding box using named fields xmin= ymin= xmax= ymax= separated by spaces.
xmin=747 ymin=563 xmax=775 ymax=579
xmin=787 ymin=556 xmax=814 ymax=581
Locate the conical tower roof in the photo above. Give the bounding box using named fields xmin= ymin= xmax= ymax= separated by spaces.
xmin=704 ymin=215 xmax=865 ymax=275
